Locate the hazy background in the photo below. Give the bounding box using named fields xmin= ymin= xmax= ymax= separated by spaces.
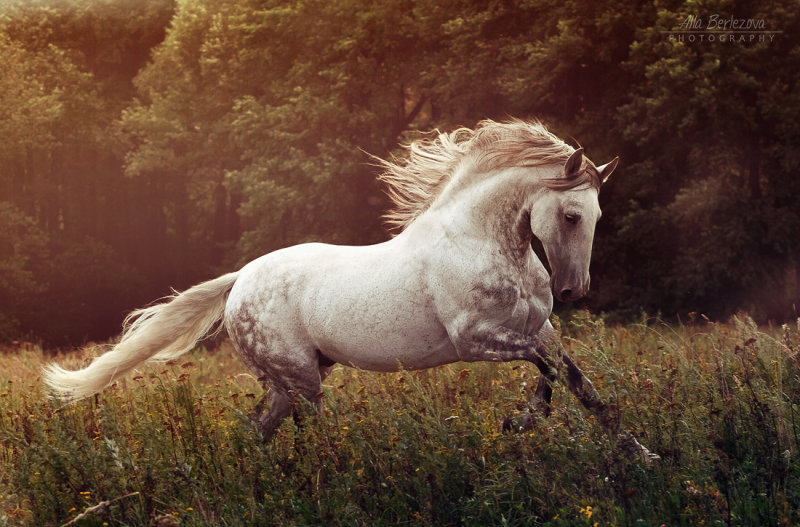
xmin=1 ymin=0 xmax=798 ymax=346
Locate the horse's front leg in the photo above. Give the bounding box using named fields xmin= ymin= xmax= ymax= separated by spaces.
xmin=457 ymin=321 xmax=658 ymax=462
xmin=457 ymin=321 xmax=612 ymax=420
xmin=526 ymin=321 xmax=567 ymax=418
xmin=501 ymin=324 xmax=556 ymax=431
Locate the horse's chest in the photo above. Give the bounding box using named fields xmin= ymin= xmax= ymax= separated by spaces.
xmin=505 ymin=254 xmax=553 ymax=330
xmin=507 ymin=282 xmax=552 ymax=335
xmin=470 ymin=261 xmax=552 ymax=336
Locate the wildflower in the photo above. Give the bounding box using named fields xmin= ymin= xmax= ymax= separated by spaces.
xmin=580 ymin=505 xmax=593 ymax=519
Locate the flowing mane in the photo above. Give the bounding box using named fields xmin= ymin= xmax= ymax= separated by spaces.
xmin=378 ymin=119 xmax=600 ymax=231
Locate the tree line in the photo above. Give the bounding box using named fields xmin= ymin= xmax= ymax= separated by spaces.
xmin=1 ymin=0 xmax=799 ymax=346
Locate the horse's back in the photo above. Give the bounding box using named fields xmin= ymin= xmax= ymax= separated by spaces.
xmin=224 ymin=241 xmax=459 ymax=371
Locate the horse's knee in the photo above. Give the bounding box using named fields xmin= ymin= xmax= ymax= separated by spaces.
xmin=250 ymin=390 xmax=292 ymax=440
xmin=289 ymin=387 xmax=324 ymax=422
xmin=529 ymin=356 xmax=555 ymax=415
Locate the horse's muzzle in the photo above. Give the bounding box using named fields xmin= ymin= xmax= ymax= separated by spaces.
xmin=551 ymin=274 xmax=589 ymax=303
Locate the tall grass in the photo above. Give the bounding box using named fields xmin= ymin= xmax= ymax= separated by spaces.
xmin=1 ymin=314 xmax=798 ymax=526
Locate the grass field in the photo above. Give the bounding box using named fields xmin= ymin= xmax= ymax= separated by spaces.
xmin=1 ymin=313 xmax=799 ymax=526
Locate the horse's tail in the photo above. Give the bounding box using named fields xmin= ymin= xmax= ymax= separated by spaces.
xmin=43 ymin=272 xmax=240 ymax=403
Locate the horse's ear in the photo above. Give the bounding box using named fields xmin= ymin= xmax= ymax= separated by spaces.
xmin=565 ymin=147 xmax=584 ymax=176
xmin=596 ymin=157 xmax=619 ymax=184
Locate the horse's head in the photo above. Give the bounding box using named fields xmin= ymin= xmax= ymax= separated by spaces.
xmin=530 ymin=148 xmax=618 ymax=303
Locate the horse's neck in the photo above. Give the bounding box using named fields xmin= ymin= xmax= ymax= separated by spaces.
xmin=426 ymin=166 xmax=541 ymax=257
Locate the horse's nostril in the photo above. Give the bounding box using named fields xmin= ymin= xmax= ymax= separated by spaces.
xmin=560 ymin=289 xmax=572 ymax=301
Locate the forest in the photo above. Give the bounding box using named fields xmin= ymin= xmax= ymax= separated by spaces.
xmin=1 ymin=0 xmax=799 ymax=346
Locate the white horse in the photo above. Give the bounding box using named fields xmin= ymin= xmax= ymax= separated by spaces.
xmin=44 ymin=119 xmax=656 ymax=460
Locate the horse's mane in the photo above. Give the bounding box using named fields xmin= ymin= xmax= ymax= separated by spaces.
xmin=377 ymin=118 xmax=600 ymax=232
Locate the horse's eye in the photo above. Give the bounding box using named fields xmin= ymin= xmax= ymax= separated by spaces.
xmin=564 ymin=213 xmax=581 ymax=225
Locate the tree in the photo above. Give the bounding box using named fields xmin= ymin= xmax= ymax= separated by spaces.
xmin=604 ymin=0 xmax=800 ymax=319
xmin=2 ymin=0 xmax=799 ymax=345
xmin=121 ymin=0 xmax=439 ymax=267
xmin=0 ymin=203 xmax=49 ymax=340
xmin=0 ymin=0 xmax=175 ymax=344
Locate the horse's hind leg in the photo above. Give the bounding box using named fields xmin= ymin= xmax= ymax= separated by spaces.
xmin=250 ymin=381 xmax=322 ymax=440
xmin=287 ymin=363 xmax=334 ymax=428
xmin=251 ymin=388 xmax=293 ymax=440
xmin=248 ymin=361 xmax=331 ymax=440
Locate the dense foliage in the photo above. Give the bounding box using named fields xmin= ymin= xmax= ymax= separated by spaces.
xmin=1 ymin=0 xmax=799 ymax=344
xmin=2 ymin=315 xmax=799 ymax=525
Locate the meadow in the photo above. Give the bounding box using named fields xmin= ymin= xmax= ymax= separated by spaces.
xmin=1 ymin=313 xmax=798 ymax=526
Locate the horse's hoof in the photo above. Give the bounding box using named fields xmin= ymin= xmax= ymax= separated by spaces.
xmin=619 ymin=433 xmax=660 ymax=465
xmin=502 ymin=411 xmax=534 ymax=433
